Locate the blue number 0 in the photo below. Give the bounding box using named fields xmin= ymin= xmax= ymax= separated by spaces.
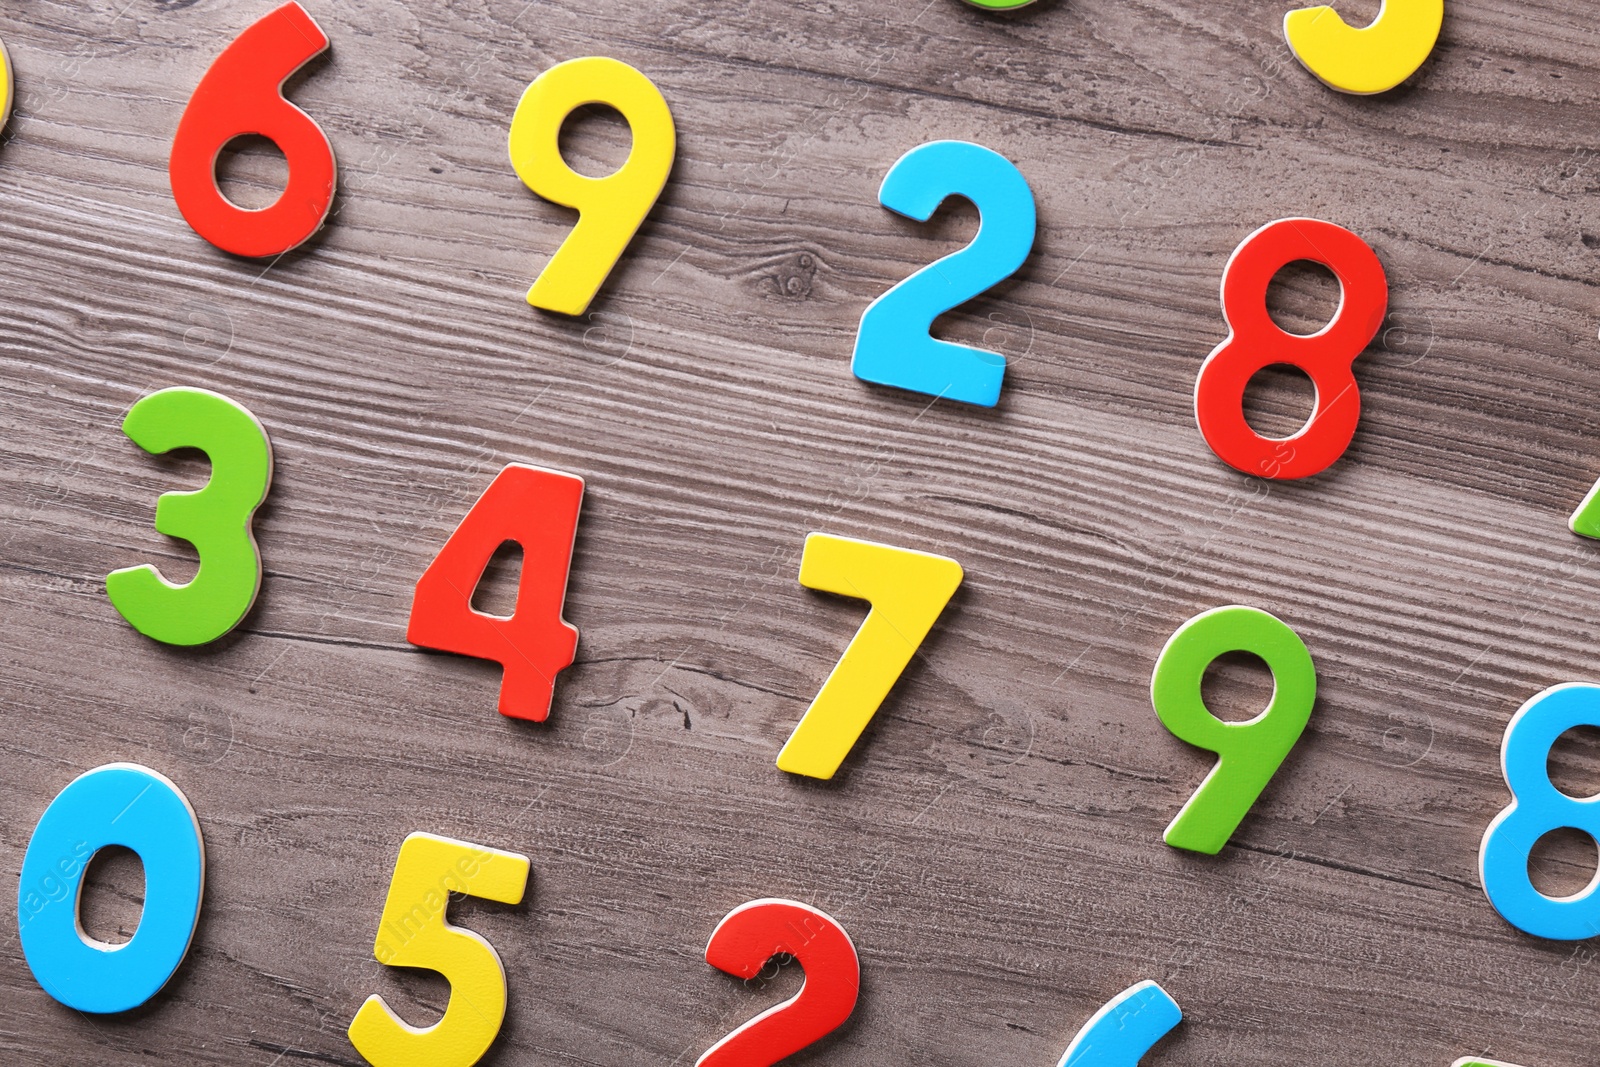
xmin=1480 ymin=683 xmax=1600 ymax=939
xmin=851 ymin=140 xmax=1037 ymax=408
xmin=18 ymin=763 xmax=205 ymax=1012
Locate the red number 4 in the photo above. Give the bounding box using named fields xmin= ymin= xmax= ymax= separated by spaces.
xmin=408 ymin=464 xmax=584 ymax=722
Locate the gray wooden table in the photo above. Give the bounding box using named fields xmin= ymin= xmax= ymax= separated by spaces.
xmin=1 ymin=0 xmax=1597 ymax=1064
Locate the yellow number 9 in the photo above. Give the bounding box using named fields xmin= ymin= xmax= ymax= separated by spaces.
xmin=1284 ymin=0 xmax=1444 ymax=95
xmin=508 ymin=57 xmax=675 ymax=317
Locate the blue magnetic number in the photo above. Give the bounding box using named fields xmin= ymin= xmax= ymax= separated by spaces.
xmin=18 ymin=763 xmax=206 ymax=1013
xmin=1480 ymin=683 xmax=1600 ymax=940
xmin=1057 ymin=981 xmax=1182 ymax=1067
xmin=851 ymin=140 xmax=1037 ymax=408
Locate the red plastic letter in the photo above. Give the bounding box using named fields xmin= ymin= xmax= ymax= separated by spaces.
xmin=407 ymin=464 xmax=584 ymax=722
xmin=169 ymin=2 xmax=336 ymax=258
xmin=696 ymin=899 xmax=860 ymax=1067
xmin=1193 ymin=217 xmax=1387 ymax=480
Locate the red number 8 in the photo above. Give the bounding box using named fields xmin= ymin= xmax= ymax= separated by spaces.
xmin=168 ymin=2 xmax=336 ymax=258
xmin=1194 ymin=218 xmax=1387 ymax=480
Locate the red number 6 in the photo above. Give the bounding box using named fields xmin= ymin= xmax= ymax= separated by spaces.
xmin=168 ymin=2 xmax=336 ymax=258
xmin=1194 ymin=218 xmax=1387 ymax=480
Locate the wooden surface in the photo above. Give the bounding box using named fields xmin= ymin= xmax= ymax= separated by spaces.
xmin=1 ymin=0 xmax=1599 ymax=1063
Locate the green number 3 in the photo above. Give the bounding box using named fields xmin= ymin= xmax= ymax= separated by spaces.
xmin=106 ymin=387 xmax=273 ymax=646
xmin=1150 ymin=605 xmax=1317 ymax=854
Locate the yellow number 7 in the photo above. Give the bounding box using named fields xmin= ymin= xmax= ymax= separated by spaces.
xmin=348 ymin=833 xmax=530 ymax=1067
xmin=777 ymin=533 xmax=964 ymax=780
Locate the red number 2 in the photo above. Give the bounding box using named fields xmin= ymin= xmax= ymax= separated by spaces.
xmin=407 ymin=464 xmax=584 ymax=723
xmin=168 ymin=2 xmax=336 ymax=258
xmin=696 ymin=899 xmax=860 ymax=1067
xmin=1193 ymin=217 xmax=1387 ymax=480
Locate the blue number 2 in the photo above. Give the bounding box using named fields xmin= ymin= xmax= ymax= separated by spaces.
xmin=851 ymin=141 xmax=1037 ymax=408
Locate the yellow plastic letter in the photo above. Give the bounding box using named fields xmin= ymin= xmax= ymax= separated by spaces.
xmin=0 ymin=35 xmax=12 ymax=133
xmin=1284 ymin=0 xmax=1444 ymax=95
xmin=348 ymin=833 xmax=530 ymax=1067
xmin=508 ymin=57 xmax=675 ymax=316
xmin=777 ymin=533 xmax=963 ymax=780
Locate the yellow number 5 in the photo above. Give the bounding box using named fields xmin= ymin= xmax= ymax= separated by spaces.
xmin=508 ymin=57 xmax=675 ymax=316
xmin=349 ymin=833 xmax=530 ymax=1067
xmin=777 ymin=534 xmax=964 ymax=780
xmin=1284 ymin=0 xmax=1443 ymax=95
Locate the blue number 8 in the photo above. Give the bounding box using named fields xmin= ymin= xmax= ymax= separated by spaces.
xmin=1480 ymin=683 xmax=1600 ymax=940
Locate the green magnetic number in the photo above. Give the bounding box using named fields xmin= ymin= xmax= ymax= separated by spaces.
xmin=1150 ymin=605 xmax=1316 ymax=855
xmin=106 ymin=387 xmax=273 ymax=646
xmin=960 ymin=0 xmax=1038 ymax=9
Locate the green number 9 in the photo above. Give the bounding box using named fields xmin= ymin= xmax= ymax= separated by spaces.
xmin=1151 ymin=605 xmax=1317 ymax=854
xmin=106 ymin=387 xmax=273 ymax=646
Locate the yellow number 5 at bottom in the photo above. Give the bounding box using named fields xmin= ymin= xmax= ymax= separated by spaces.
xmin=349 ymin=833 xmax=530 ymax=1067
xmin=777 ymin=533 xmax=964 ymax=779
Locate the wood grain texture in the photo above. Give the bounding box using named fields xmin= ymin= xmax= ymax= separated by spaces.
xmin=0 ymin=0 xmax=1598 ymax=1064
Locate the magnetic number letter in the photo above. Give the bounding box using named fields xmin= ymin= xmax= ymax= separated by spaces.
xmin=1284 ymin=0 xmax=1443 ymax=95
xmin=1057 ymin=982 xmax=1182 ymax=1067
xmin=169 ymin=1 xmax=336 ymax=257
xmin=0 ymin=35 xmax=13 ymax=133
xmin=777 ymin=533 xmax=963 ymax=779
xmin=509 ymin=57 xmax=675 ymax=316
xmin=408 ymin=464 xmax=584 ymax=722
xmin=1194 ymin=218 xmax=1387 ymax=480
xmin=349 ymin=833 xmax=530 ymax=1067
xmin=851 ymin=140 xmax=1037 ymax=407
xmin=696 ymin=899 xmax=860 ymax=1067
xmin=1570 ymin=474 xmax=1600 ymax=539
xmin=18 ymin=763 xmax=205 ymax=1014
xmin=107 ymin=387 xmax=273 ymax=646
xmin=1480 ymin=683 xmax=1600 ymax=939
xmin=1151 ymin=606 xmax=1316 ymax=854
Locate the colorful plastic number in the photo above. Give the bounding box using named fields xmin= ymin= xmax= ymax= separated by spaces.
xmin=0 ymin=35 xmax=13 ymax=133
xmin=777 ymin=533 xmax=964 ymax=779
xmin=18 ymin=764 xmax=204 ymax=1014
xmin=1285 ymin=0 xmax=1444 ymax=95
xmin=408 ymin=464 xmax=584 ymax=722
xmin=169 ymin=1 xmax=336 ymax=257
xmin=509 ymin=57 xmax=675 ymax=316
xmin=961 ymin=0 xmax=1039 ymax=8
xmin=349 ymin=832 xmax=531 ymax=1067
xmin=106 ymin=387 xmax=273 ymax=646
xmin=851 ymin=141 xmax=1036 ymax=407
xmin=1151 ymin=606 xmax=1317 ymax=854
xmin=1480 ymin=683 xmax=1600 ymax=940
xmin=696 ymin=899 xmax=860 ymax=1067
xmin=1057 ymin=982 xmax=1182 ymax=1067
xmin=1194 ymin=218 xmax=1387 ymax=480
xmin=1570 ymin=475 xmax=1600 ymax=538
